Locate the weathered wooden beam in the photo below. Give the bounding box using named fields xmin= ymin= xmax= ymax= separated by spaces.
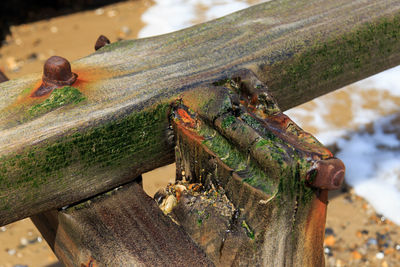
xmin=31 ymin=181 xmax=214 ymax=267
xmin=1 ymin=0 xmax=400 ymax=225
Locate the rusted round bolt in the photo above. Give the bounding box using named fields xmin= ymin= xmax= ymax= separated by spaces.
xmin=34 ymin=56 xmax=77 ymax=97
xmin=94 ymin=35 xmax=111 ymax=51
xmin=306 ymin=158 xmax=345 ymax=190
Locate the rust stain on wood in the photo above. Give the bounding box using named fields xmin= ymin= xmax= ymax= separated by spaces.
xmin=81 ymin=257 xmax=97 ymax=267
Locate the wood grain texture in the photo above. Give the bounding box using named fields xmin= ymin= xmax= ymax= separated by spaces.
xmin=31 ymin=181 xmax=214 ymax=267
xmin=1 ymin=0 xmax=400 ymax=225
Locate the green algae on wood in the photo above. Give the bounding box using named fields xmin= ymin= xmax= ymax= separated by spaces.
xmin=266 ymin=12 xmax=400 ymax=110
xmin=176 ymin=106 xmax=312 ymax=201
xmin=241 ymin=220 xmax=255 ymax=239
xmin=221 ymin=115 xmax=236 ymax=129
xmin=201 ymin=131 xmax=278 ymax=195
xmin=199 ymin=122 xmax=314 ymax=205
xmin=2 ymin=103 xmax=168 ymax=177
xmin=173 ymin=105 xmax=325 ymax=267
xmin=27 ymin=86 xmax=86 ymax=119
xmin=0 ymin=103 xmax=173 ymax=225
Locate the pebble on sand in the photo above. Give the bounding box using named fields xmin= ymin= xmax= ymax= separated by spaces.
xmin=119 ymin=26 xmax=132 ymax=38
xmin=6 ymin=57 xmax=20 ymax=72
xmin=324 ymin=235 xmax=336 ymax=247
xmin=95 ymin=8 xmax=105 ymax=15
xmin=7 ymin=248 xmax=16 ymax=255
xmin=50 ymin=26 xmax=58 ymax=34
xmin=107 ymin=10 xmax=118 ymax=18
xmin=376 ymin=251 xmax=385 ymax=259
xmin=351 ymin=251 xmax=362 ymax=260
xmin=20 ymin=237 xmax=28 ymax=246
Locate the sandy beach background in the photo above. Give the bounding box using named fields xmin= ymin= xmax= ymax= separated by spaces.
xmin=0 ymin=0 xmax=399 ymax=266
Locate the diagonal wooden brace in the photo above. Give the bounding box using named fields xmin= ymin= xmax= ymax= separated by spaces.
xmin=166 ymin=69 xmax=345 ymax=266
xmin=31 ymin=179 xmax=214 ymax=267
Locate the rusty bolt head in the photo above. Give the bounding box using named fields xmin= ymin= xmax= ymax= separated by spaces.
xmin=34 ymin=56 xmax=77 ymax=97
xmin=306 ymin=158 xmax=345 ymax=190
xmin=95 ymin=35 xmax=111 ymax=51
xmin=43 ymin=56 xmax=77 ymax=85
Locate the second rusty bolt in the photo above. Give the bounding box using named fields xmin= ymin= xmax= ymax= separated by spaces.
xmin=95 ymin=35 xmax=111 ymax=51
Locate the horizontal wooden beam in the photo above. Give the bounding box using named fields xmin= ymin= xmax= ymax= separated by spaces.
xmin=1 ymin=0 xmax=400 ymax=225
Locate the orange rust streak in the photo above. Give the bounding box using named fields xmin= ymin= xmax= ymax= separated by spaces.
xmin=175 ymin=122 xmax=204 ymax=143
xmin=10 ymin=66 xmax=110 ymax=109
xmin=268 ymin=113 xmax=291 ymax=127
xmin=72 ymin=68 xmax=106 ymax=93
xmin=303 ymin=190 xmax=328 ymax=266
xmin=53 ymin=221 xmax=82 ymax=267
xmin=176 ymin=108 xmax=197 ymax=128
xmin=11 ymin=80 xmax=43 ymax=107
xmin=81 ymin=257 xmax=97 ymax=267
xmin=264 ymin=113 xmax=333 ymax=158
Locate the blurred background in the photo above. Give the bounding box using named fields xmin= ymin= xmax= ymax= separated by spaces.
xmin=0 ymin=0 xmax=399 ymax=266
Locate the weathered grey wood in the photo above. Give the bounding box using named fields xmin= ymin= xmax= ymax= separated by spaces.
xmin=31 ymin=181 xmax=214 ymax=267
xmin=1 ymin=0 xmax=400 ymax=225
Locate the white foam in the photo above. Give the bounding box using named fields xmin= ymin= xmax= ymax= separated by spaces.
xmin=139 ymin=0 xmax=256 ymax=38
xmin=205 ymin=2 xmax=249 ymax=19
xmin=139 ymin=0 xmax=196 ymax=38
xmin=286 ymin=64 xmax=400 ymax=146
xmin=355 ymin=178 xmax=400 ymax=223
xmin=336 ymin=114 xmax=400 ymax=224
xmin=338 ymin=147 xmax=400 ymax=224
xmin=355 ymin=65 xmax=400 ymax=97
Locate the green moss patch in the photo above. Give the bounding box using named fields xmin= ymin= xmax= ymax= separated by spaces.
xmin=0 ymin=103 xmax=171 ymax=205
xmin=268 ymin=14 xmax=400 ymax=109
xmin=28 ymin=86 xmax=86 ymax=119
xmin=221 ymin=115 xmax=235 ymax=129
xmin=195 ymin=117 xmax=314 ymax=205
xmin=241 ymin=220 xmax=255 ymax=239
xmin=198 ymin=124 xmax=277 ymax=196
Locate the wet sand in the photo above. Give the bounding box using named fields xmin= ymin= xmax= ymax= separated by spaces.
xmin=0 ymin=0 xmax=152 ymax=79
xmin=0 ymin=1 xmax=399 ymax=266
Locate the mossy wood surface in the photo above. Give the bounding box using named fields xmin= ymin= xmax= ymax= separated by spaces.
xmin=172 ymin=123 xmax=328 ymax=266
xmin=1 ymin=0 xmax=400 ymax=225
xmin=168 ymin=76 xmax=331 ymax=266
